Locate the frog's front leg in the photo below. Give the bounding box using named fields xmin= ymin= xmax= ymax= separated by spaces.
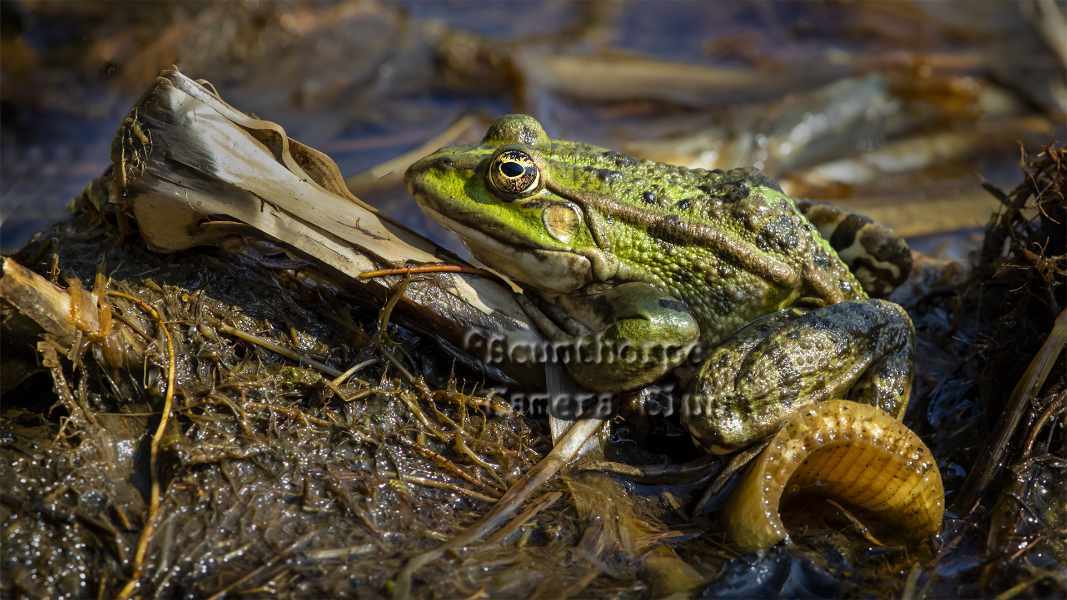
xmin=682 ymin=299 xmax=914 ymax=453
xmin=526 ymin=282 xmax=700 ymax=392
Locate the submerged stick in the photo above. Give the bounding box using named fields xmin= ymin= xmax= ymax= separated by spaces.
xmin=214 ymin=322 xmax=344 ymax=378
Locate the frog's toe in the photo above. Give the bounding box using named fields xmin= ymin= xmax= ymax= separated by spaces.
xmin=722 ymin=399 xmax=944 ymax=551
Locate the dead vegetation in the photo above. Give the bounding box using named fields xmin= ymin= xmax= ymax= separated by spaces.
xmin=2 ymin=1 xmax=1066 ymax=596
xmin=957 ymin=146 xmax=1067 ymax=596
xmin=3 ymin=146 xmax=1064 ymax=597
xmin=0 ymin=224 xmax=562 ymax=597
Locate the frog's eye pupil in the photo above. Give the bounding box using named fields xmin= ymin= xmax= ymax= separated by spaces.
xmin=487 ymin=148 xmax=542 ymax=199
xmin=501 ymin=162 xmax=525 ymax=177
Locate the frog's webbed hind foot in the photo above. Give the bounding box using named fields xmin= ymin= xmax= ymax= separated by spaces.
xmin=797 ymin=200 xmax=912 ymax=298
xmin=683 ymin=299 xmax=914 ymax=452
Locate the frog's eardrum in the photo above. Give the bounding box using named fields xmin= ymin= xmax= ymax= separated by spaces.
xmin=723 ymin=399 xmax=944 ymax=551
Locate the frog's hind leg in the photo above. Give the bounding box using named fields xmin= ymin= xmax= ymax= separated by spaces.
xmin=797 ymin=200 xmax=912 ymax=298
xmin=683 ymin=299 xmax=915 ymax=452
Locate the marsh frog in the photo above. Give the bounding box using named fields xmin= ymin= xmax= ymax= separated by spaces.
xmin=405 ymin=114 xmax=915 ymax=453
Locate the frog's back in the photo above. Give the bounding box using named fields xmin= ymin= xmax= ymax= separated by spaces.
xmin=543 ymin=143 xmax=865 ymax=340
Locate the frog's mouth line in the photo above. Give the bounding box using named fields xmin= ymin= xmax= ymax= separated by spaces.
xmin=412 ymin=194 xmax=549 ymax=253
xmin=417 ymin=204 xmax=595 ymax=293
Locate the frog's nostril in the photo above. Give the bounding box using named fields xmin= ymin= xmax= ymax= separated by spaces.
xmin=501 ymin=161 xmax=524 ymax=177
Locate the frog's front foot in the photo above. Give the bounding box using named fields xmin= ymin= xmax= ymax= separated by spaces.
xmin=682 ymin=299 xmax=914 ymax=453
xmin=526 ymin=282 xmax=700 ymax=392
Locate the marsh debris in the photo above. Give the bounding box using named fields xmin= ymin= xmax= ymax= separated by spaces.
xmin=0 ymin=222 xmax=559 ymax=597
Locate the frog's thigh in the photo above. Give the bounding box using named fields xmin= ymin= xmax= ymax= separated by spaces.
xmin=684 ymin=299 xmax=914 ymax=451
xmin=797 ymin=201 xmax=913 ymax=298
xmin=563 ymin=282 xmax=700 ymax=392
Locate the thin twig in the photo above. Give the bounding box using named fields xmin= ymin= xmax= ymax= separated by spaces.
xmin=329 ymin=358 xmax=379 ymax=387
xmin=824 ymin=498 xmax=886 ymax=547
xmin=481 ymin=492 xmax=562 ymax=547
xmin=376 ymin=275 xmax=411 ymax=342
xmin=399 ymin=475 xmax=499 ymax=503
xmin=1022 ymin=390 xmax=1067 ymax=459
xmin=579 ymin=454 xmax=721 ymax=484
xmin=399 ymin=437 xmax=487 ymax=490
xmin=306 ymin=543 xmax=376 ymax=561
xmin=359 ymin=264 xmax=490 ymax=280
xmin=111 ymin=291 xmax=177 ymax=600
xmin=215 ymin=321 xmax=343 ymax=377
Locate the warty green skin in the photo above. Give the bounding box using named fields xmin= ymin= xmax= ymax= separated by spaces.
xmin=405 ymin=114 xmax=915 ymax=451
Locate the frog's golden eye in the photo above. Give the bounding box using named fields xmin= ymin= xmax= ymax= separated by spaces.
xmin=487 ymin=149 xmax=541 ymax=199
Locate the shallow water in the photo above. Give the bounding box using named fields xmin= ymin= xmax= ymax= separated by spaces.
xmin=2 ymin=1 xmax=1060 ymax=253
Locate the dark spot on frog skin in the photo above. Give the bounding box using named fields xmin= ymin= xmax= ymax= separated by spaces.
xmin=723 ymin=182 xmax=750 ymax=203
xmin=701 ymin=286 xmax=734 ymax=316
xmin=750 ymin=170 xmax=782 ymax=192
xmin=755 ymin=232 xmax=776 ymax=253
xmin=515 ymin=126 xmax=541 ymax=145
xmin=595 ymin=168 xmax=623 ymax=183
xmin=642 ymin=190 xmax=657 ymax=205
xmin=709 ymin=261 xmax=736 ymax=281
xmin=757 ymin=213 xmax=801 ymax=252
xmin=675 ymin=198 xmax=692 ymax=210
xmin=697 ymin=178 xmax=749 ymax=203
xmin=714 ymin=351 xmax=735 ymax=371
xmin=603 ymin=150 xmax=637 ymax=168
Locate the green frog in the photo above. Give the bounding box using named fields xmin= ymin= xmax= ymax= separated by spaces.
xmin=405 ymin=114 xmax=915 ymax=453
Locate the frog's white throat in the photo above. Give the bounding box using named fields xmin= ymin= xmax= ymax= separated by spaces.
xmin=420 ymin=206 xmax=618 ymax=294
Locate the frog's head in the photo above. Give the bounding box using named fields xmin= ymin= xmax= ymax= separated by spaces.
xmin=405 ymin=114 xmax=618 ymax=293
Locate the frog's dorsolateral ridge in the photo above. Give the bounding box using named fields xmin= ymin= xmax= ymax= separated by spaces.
xmin=404 ymin=114 xmax=942 ymax=549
